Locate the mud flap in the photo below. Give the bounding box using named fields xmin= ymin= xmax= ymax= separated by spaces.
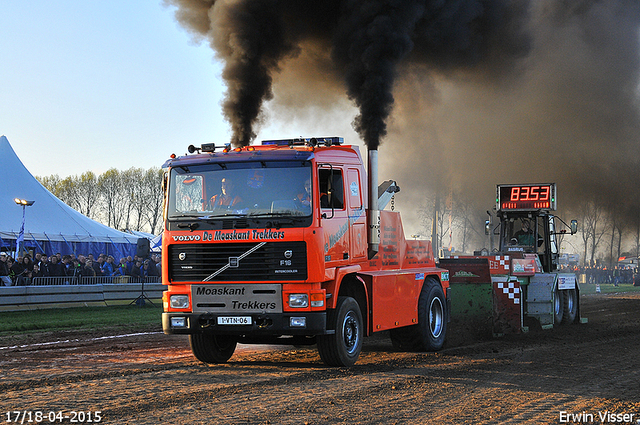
xmin=439 ymin=258 xmax=493 ymax=342
xmin=492 ymin=276 xmax=524 ymax=335
xmin=527 ymin=273 xmax=556 ymax=329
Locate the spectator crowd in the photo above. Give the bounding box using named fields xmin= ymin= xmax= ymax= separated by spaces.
xmin=0 ymin=251 xmax=162 ymax=286
xmin=560 ymin=264 xmax=639 ymax=286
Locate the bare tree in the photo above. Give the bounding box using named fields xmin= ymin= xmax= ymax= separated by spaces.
xmin=577 ymin=199 xmax=609 ymax=267
xmin=98 ymin=169 xmax=127 ymax=229
xmin=419 ymin=191 xmax=449 ymax=255
xmin=608 ymin=215 xmax=626 ymax=268
xmin=120 ymin=168 xmax=144 ymax=231
xmin=141 ymin=168 xmax=164 ymax=234
xmin=75 ymin=171 xmax=100 ymax=219
xmin=451 ymin=193 xmax=486 ymax=254
xmin=36 ymin=175 xmax=63 ymax=198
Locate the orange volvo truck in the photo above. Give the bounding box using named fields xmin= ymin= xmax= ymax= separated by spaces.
xmin=161 ymin=137 xmax=450 ymax=366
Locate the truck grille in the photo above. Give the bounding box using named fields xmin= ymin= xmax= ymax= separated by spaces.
xmin=168 ymin=241 xmax=307 ymax=282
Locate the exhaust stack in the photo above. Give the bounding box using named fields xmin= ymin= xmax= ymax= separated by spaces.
xmin=368 ymin=149 xmax=380 ymax=259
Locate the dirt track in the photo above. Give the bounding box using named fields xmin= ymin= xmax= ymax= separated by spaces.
xmin=1 ymin=292 xmax=640 ymax=425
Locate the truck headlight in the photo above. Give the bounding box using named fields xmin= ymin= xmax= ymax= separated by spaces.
xmin=288 ymin=294 xmax=309 ymax=308
xmin=170 ymin=294 xmax=190 ymax=309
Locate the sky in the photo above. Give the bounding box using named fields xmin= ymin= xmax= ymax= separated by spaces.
xmin=1 ymin=1 xmax=238 ymax=178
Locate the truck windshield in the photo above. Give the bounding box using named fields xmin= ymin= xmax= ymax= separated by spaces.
xmin=167 ymin=161 xmax=312 ymax=219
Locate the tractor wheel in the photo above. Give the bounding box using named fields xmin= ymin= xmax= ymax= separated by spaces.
xmin=554 ymin=287 xmax=565 ymax=325
xmin=189 ymin=333 xmax=237 ymax=364
xmin=562 ymin=289 xmax=578 ymax=324
xmin=317 ymin=296 xmax=363 ymax=367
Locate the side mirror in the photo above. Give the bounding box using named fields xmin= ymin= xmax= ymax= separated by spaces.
xmin=570 ymin=220 xmax=578 ymax=234
xmin=485 ymin=220 xmax=491 ymax=235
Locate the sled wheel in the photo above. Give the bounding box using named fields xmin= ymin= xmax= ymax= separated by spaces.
xmin=189 ymin=333 xmax=237 ymax=364
xmin=317 ymin=296 xmax=363 ymax=367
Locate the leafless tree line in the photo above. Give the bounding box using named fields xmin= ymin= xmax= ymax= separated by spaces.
xmin=37 ymin=168 xmax=164 ymax=235
xmin=575 ymin=199 xmax=640 ymax=268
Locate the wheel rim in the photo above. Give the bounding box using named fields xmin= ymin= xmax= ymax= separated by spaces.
xmin=429 ymin=297 xmax=444 ymax=338
xmin=342 ymin=311 xmax=360 ymax=355
xmin=555 ymin=292 xmax=562 ymax=315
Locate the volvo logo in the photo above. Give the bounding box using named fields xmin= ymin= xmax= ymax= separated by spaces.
xmin=284 ymin=250 xmax=293 ymax=259
xmin=178 ymin=252 xmax=186 ymax=261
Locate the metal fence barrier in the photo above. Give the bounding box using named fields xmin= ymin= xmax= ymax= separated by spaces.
xmin=0 ymin=282 xmax=166 ymax=311
xmin=26 ymin=276 xmax=162 ymax=286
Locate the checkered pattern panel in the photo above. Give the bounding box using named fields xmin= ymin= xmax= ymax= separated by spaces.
xmin=497 ymin=281 xmax=520 ymax=304
xmin=489 ymin=255 xmax=510 ymax=273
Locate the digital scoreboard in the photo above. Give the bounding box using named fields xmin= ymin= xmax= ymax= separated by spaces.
xmin=497 ymin=183 xmax=556 ymax=211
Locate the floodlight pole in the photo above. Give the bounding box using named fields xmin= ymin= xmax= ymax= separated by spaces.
xmin=14 ymin=198 xmax=34 ymax=259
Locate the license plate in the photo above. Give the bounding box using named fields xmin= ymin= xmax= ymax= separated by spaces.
xmin=217 ymin=316 xmax=252 ymax=325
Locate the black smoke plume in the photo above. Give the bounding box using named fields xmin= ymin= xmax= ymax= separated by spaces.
xmin=166 ymin=0 xmax=640 ymax=239
xmin=165 ymin=0 xmax=530 ymax=148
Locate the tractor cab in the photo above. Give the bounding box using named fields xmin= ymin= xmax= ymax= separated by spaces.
xmin=490 ymin=184 xmax=577 ymax=273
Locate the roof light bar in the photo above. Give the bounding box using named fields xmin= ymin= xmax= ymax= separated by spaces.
xmin=261 ymin=137 xmax=344 ymax=147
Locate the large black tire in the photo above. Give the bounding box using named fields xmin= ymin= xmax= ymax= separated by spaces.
xmin=317 ymin=296 xmax=363 ymax=367
xmin=416 ymin=277 xmax=447 ymax=351
xmin=562 ymin=289 xmax=578 ymax=324
xmin=390 ymin=278 xmax=447 ymax=351
xmin=554 ymin=287 xmax=565 ymax=325
xmin=189 ymin=333 xmax=237 ymax=364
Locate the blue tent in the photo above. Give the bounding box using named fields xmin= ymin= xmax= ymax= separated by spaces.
xmin=0 ymin=135 xmax=137 ymax=258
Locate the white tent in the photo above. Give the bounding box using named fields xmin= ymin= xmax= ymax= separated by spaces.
xmin=0 ymin=135 xmax=137 ymax=257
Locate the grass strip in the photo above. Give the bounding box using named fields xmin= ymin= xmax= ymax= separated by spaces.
xmin=0 ymin=304 xmax=162 ymax=337
xmin=579 ymin=283 xmax=640 ymax=295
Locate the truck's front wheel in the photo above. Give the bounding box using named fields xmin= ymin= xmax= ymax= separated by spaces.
xmin=317 ymin=296 xmax=363 ymax=367
xmin=189 ymin=333 xmax=237 ymax=364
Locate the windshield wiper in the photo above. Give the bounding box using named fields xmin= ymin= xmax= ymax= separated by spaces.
xmin=177 ymin=222 xmax=200 ymax=231
xmin=171 ymin=213 xmax=204 ymax=219
xmin=247 ymin=212 xmax=307 ymax=218
xmin=198 ymin=212 xmax=248 ymax=219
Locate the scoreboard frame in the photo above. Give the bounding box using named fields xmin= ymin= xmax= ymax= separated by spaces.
xmin=496 ymin=183 xmax=556 ymax=212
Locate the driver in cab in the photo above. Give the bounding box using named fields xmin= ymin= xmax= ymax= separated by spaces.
xmin=209 ymin=178 xmax=242 ymax=210
xmin=512 ymin=219 xmax=535 ymax=246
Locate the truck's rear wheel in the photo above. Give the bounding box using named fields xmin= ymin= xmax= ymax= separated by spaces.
xmin=389 ymin=277 xmax=447 ymax=351
xmin=317 ymin=296 xmax=363 ymax=367
xmin=189 ymin=334 xmax=237 ymax=364
xmin=562 ymin=289 xmax=578 ymax=324
xmin=417 ymin=277 xmax=447 ymax=351
xmin=554 ymin=287 xmax=565 ymax=325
